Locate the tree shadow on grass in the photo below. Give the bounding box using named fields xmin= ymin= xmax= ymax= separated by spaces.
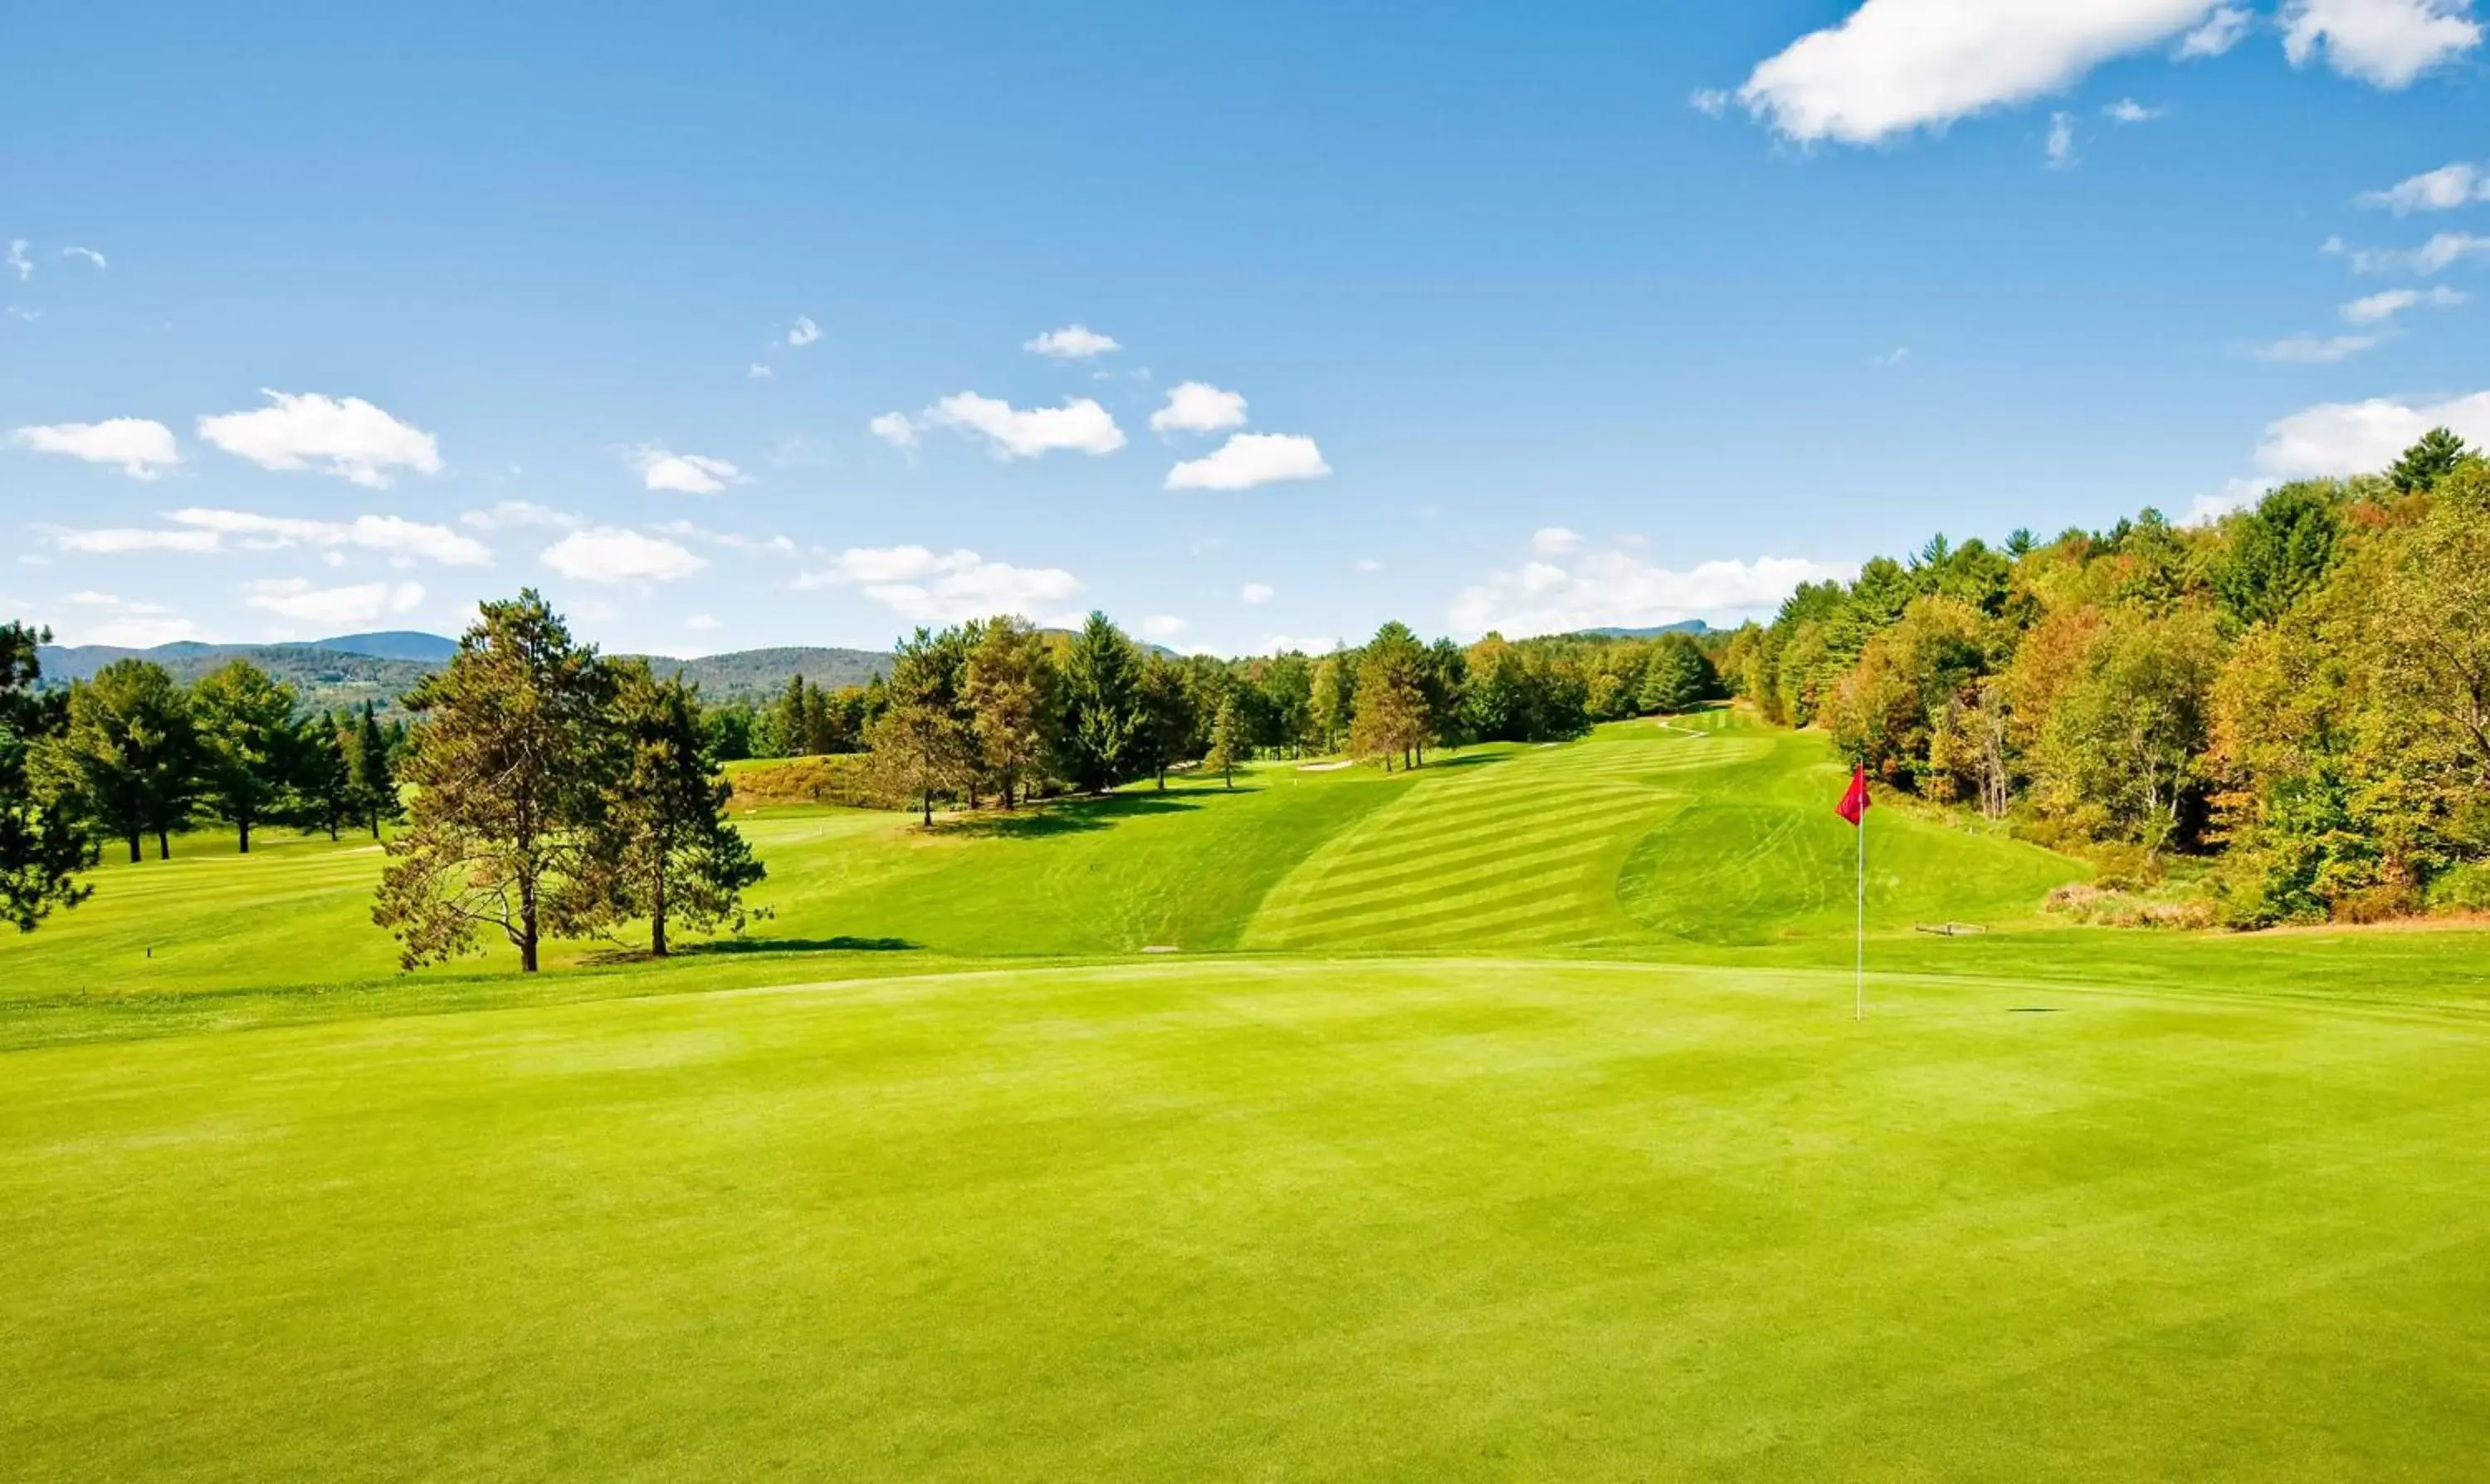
xmin=588 ymin=935 xmax=920 ymax=965
xmin=1415 ymin=751 xmax=1511 ymax=772
xmin=928 ymin=793 xmax=1200 ymax=839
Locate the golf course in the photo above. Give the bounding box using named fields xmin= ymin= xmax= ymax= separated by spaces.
xmin=7 ymin=710 xmax=2489 ymax=1481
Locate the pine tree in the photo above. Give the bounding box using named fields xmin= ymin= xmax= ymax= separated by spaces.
xmin=1205 ymin=690 xmax=1248 ymax=789
xmin=1350 ymin=622 xmax=1430 ymax=771
xmin=1135 ymin=654 xmax=1198 ymax=789
xmin=775 ymin=673 xmax=812 ymax=758
xmin=1057 ymin=613 xmax=1143 ymax=793
xmin=1639 ymin=636 xmax=1714 ymax=715
xmin=0 ymin=624 xmax=95 ymax=932
xmin=602 ymin=662 xmax=764 ymax=956
xmin=191 ymin=659 xmax=300 ymax=853
xmin=964 ymin=616 xmax=1057 ymax=809
xmin=869 ymin=627 xmax=973 ymax=827
xmin=291 ymin=711 xmax=355 ymax=841
xmin=49 ymin=659 xmax=198 ymax=862
xmin=2389 ymin=427 xmax=2472 ymax=495
xmin=347 ymin=702 xmax=403 ymax=837
xmin=374 ymin=592 xmax=617 ymax=973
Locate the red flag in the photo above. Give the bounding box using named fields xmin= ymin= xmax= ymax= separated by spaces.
xmin=1837 ymin=764 xmax=1870 ymax=827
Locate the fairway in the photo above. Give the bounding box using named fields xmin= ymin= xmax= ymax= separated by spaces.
xmin=7 ymin=959 xmax=2490 ymax=1481
xmin=7 ymin=714 xmax=2490 ymax=1480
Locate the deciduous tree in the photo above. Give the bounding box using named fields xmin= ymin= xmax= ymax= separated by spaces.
xmin=48 ymin=659 xmax=198 ymax=862
xmin=0 ymin=624 xmax=94 ymax=931
xmin=191 ymin=658 xmax=299 ymax=853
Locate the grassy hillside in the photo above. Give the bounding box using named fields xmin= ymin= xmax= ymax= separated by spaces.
xmin=7 ymin=707 xmax=2490 ymax=1478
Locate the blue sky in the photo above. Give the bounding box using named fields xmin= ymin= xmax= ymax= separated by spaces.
xmin=3 ymin=1 xmax=2484 ymax=656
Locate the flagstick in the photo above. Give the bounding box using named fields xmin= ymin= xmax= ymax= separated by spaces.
xmin=1855 ymin=798 xmax=1865 ymax=1024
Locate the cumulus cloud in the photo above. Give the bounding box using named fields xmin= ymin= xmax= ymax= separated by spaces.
xmin=195 ymin=391 xmax=442 ymax=488
xmin=540 ymin=528 xmax=706 ymax=584
xmin=1165 ymin=432 xmax=1330 ymax=491
xmin=1355 ymin=558 xmax=1384 ymax=573
xmin=1450 ymin=544 xmax=1854 ymax=640
xmin=793 ymin=545 xmax=1083 ymax=625
xmin=686 ymin=613 xmax=722 ymax=632
xmin=2103 ymin=97 xmax=2165 ymax=120
xmin=749 ymin=363 xmax=774 ymax=379
xmin=1531 ymin=527 xmax=1586 ymax=558
xmin=2341 ymin=286 xmax=2469 ymax=323
xmin=5 ymin=241 xmax=28 ymax=281
xmin=1140 ymin=614 xmax=1189 ymax=642
xmin=2255 ymin=389 xmax=2490 ymax=479
xmin=2256 ymin=332 xmax=2385 ymax=363
xmin=921 ymin=393 xmax=1125 ymax=459
xmin=1150 ymin=381 xmax=1250 ymax=433
xmin=52 ymin=508 xmax=489 ymax=565
xmin=788 ymin=315 xmax=821 ymax=348
xmin=2046 ymin=112 xmax=2079 ymax=167
xmin=1023 ymin=325 xmax=1120 ymax=359
xmin=2332 ymin=230 xmax=2490 ymax=274
xmin=2177 ymin=5 xmax=2254 ymax=55
xmin=1733 ymin=0 xmax=2224 ymax=145
xmin=1240 ymin=582 xmax=1275 ymax=604
xmin=1689 ymin=87 xmax=1734 ymax=116
xmin=54 ymin=592 xmax=199 ymax=648
xmin=2281 ymin=0 xmax=2482 ymax=86
xmin=61 ymin=246 xmax=106 ymax=269
xmin=245 ymin=578 xmax=426 ymax=627
xmin=10 ymin=418 xmax=181 ymax=479
xmin=630 ymin=446 xmax=745 ymax=495
xmin=460 ymin=500 xmax=583 ymax=531
xmin=868 ymin=411 xmax=922 ymax=449
xmin=2361 ymin=161 xmax=2490 ymax=212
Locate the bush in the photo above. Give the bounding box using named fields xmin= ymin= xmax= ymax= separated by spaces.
xmin=2043 ymin=882 xmax=2214 ymax=930
xmin=2426 ymin=862 xmax=2490 ymax=916
xmin=2333 ymin=883 xmax=2421 ymax=925
xmin=727 ymin=753 xmax=881 ymax=810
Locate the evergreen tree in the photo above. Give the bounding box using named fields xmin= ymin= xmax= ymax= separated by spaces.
xmin=774 ymin=673 xmax=812 ymax=757
xmin=346 ymin=702 xmax=403 ymax=837
xmin=1639 ymin=635 xmax=1715 ymax=715
xmin=2214 ymin=481 xmax=2343 ymax=632
xmin=1309 ymin=654 xmax=1354 ymax=754
xmin=602 ymin=661 xmax=764 ymax=956
xmin=374 ymin=592 xmax=617 ymax=973
xmin=49 ymin=659 xmax=198 ymax=862
xmin=964 ymin=616 xmax=1057 ymax=809
xmin=869 ymin=627 xmax=973 ymax=826
xmin=0 ymin=624 xmax=94 ymax=932
xmin=190 ymin=658 xmax=300 ymax=853
xmin=291 ymin=711 xmax=355 ymax=841
xmin=1134 ymin=654 xmax=1198 ymax=789
xmin=1205 ymin=689 xmax=1249 ymax=789
xmin=1350 ymin=622 xmax=1430 ymax=771
xmin=1056 ymin=612 xmax=1143 ymax=793
xmin=2389 ymin=427 xmax=2471 ymax=495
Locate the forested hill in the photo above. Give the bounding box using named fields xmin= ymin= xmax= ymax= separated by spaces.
xmin=34 ymin=635 xmax=895 ymax=711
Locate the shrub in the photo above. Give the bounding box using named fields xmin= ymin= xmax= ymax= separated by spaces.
xmin=2425 ymin=862 xmax=2490 ymax=916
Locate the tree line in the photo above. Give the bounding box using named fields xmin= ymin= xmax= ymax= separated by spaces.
xmin=1730 ymin=427 xmax=2487 ymax=926
xmin=745 ymin=614 xmax=1725 ymax=823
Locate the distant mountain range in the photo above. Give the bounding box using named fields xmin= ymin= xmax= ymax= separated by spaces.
xmin=32 ymin=632 xmax=896 ymax=711
xmin=1573 ymin=620 xmax=1711 ymax=640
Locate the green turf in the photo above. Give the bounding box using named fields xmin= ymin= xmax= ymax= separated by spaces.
xmin=7 ymin=710 xmax=2490 ymax=1478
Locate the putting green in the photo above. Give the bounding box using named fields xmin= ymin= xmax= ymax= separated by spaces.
xmin=6 ymin=958 xmax=2490 ymax=1481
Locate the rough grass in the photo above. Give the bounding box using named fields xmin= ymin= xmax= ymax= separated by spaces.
xmin=7 ymin=710 xmax=2490 ymax=1478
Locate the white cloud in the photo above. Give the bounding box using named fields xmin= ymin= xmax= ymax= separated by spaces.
xmin=1689 ymin=88 xmax=1733 ymax=116
xmin=1532 ymin=527 xmax=1587 ymax=557
xmin=1240 ymin=582 xmax=1275 ymax=605
xmin=49 ymin=527 xmax=222 ymax=555
xmin=2255 ymin=389 xmax=2490 ymax=479
xmin=2178 ymin=5 xmax=2254 ymax=55
xmin=1734 ymin=0 xmax=2223 ymax=145
xmin=923 ymin=393 xmax=1125 ymax=459
xmin=2256 ymin=332 xmax=2386 ymax=363
xmin=2103 ymin=97 xmax=2165 ymax=121
xmin=2360 ymin=161 xmax=2490 ymax=213
xmin=868 ymin=411 xmax=921 ymax=449
xmin=460 ymin=500 xmax=583 ymax=531
xmin=10 ymin=418 xmax=181 ymax=479
xmin=1140 ymin=614 xmax=1189 ymax=642
xmin=52 ymin=592 xmax=200 ymax=648
xmin=1165 ymin=432 xmax=1329 ymax=491
xmin=1355 ymin=558 xmax=1384 ymax=573
xmin=2185 ymin=476 xmax=2281 ymax=525
xmin=2341 ymin=286 xmax=2469 ymax=323
xmin=1023 ymin=325 xmax=1120 ymax=359
xmin=2046 ymin=112 xmax=2078 ymax=168
xmin=788 ymin=315 xmax=821 ymax=348
xmin=748 ymin=363 xmax=774 ymax=379
xmin=168 ymin=508 xmax=491 ymax=565
xmin=244 ymin=578 xmax=425 ymax=627
xmin=2282 ymin=0 xmax=2482 ymax=86
xmin=540 ymin=528 xmax=706 ymax=584
xmin=1150 ymin=381 xmax=1250 ymax=433
xmin=60 ymin=246 xmax=106 ymax=269
xmin=1251 ymin=635 xmax=1344 ymax=657
xmin=686 ymin=613 xmax=722 ymax=632
xmin=195 ymin=391 xmax=442 ymax=488
xmin=793 ymin=545 xmax=1083 ymax=625
xmin=1872 ymin=346 xmax=1912 ymax=368
xmin=630 ymin=446 xmax=744 ymax=495
xmin=1450 ymin=544 xmax=1855 ymax=639
xmin=5 ymin=241 xmax=28 ymax=281
xmin=2336 ymin=230 xmax=2490 ymax=274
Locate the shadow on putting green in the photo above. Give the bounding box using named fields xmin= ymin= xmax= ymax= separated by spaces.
xmin=931 ymin=795 xmax=1201 ymax=839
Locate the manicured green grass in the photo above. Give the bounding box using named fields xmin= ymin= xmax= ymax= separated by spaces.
xmin=8 ymin=959 xmax=2490 ymax=1480
xmin=7 ymin=710 xmax=2490 ymax=1477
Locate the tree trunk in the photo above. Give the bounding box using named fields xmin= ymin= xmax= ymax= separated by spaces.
xmin=519 ymin=872 xmax=540 ymax=974
xmin=922 ymin=789 xmax=933 ymax=827
xmin=1156 ymin=766 xmax=1167 ymax=791
xmin=369 ymin=813 xmax=382 ymax=840
xmin=125 ymin=832 xmax=141 ymax=864
xmin=156 ymin=830 xmax=170 ymax=860
xmin=651 ymin=866 xmax=669 ymax=959
xmin=238 ymin=820 xmax=251 ymax=855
